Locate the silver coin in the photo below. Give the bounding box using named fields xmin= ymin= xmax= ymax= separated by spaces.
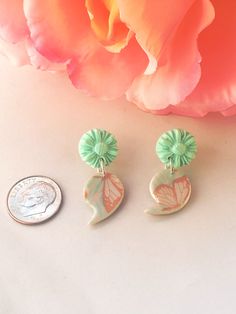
xmin=7 ymin=176 xmax=62 ymax=225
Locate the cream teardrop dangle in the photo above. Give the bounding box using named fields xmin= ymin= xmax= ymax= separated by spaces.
xmin=146 ymin=129 xmax=197 ymax=215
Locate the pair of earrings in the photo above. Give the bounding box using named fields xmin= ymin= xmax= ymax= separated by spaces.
xmin=79 ymin=128 xmax=197 ymax=225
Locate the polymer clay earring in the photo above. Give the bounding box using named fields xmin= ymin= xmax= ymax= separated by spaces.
xmin=146 ymin=129 xmax=197 ymax=215
xmin=79 ymin=129 xmax=124 ymax=224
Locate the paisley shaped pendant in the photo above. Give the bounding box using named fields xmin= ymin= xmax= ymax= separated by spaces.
xmin=145 ymin=169 xmax=191 ymax=215
xmin=84 ymin=172 xmax=124 ymax=224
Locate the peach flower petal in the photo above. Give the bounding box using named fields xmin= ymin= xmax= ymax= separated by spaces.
xmin=85 ymin=0 xmax=130 ymax=52
xmin=172 ymin=0 xmax=236 ymax=117
xmin=68 ymin=36 xmax=148 ymax=99
xmin=126 ymin=0 xmax=215 ymax=110
xmin=0 ymin=37 xmax=65 ymax=71
xmin=0 ymin=0 xmax=29 ymax=43
xmin=0 ymin=0 xmax=234 ymax=117
xmin=221 ymin=106 xmax=236 ymax=117
xmin=23 ymin=0 xmax=94 ymax=62
xmin=117 ymin=0 xmax=195 ymax=57
xmin=25 ymin=39 xmax=66 ymax=71
xmin=0 ymin=38 xmax=30 ymax=66
xmin=150 ymin=0 xmax=236 ymax=117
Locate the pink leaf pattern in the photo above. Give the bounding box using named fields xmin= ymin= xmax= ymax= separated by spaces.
xmin=103 ymin=173 xmax=124 ymax=213
xmin=154 ymin=176 xmax=191 ymax=212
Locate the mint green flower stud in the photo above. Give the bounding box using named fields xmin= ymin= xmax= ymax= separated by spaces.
xmin=156 ymin=129 xmax=197 ymax=169
xmin=79 ymin=129 xmax=118 ymax=169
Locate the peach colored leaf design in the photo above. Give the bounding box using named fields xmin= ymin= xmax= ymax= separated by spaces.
xmin=154 ymin=176 xmax=190 ymax=212
xmin=174 ymin=176 xmax=191 ymax=206
xmin=154 ymin=184 xmax=178 ymax=209
xmin=103 ymin=173 xmax=124 ymax=213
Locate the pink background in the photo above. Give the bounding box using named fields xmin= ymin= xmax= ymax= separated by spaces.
xmin=0 ymin=55 xmax=236 ymax=314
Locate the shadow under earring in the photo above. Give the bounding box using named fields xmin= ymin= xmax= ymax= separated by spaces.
xmin=79 ymin=129 xmax=124 ymax=225
xmin=146 ymin=129 xmax=197 ymax=215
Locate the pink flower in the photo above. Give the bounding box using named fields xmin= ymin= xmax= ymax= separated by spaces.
xmin=0 ymin=0 xmax=235 ymax=117
xmin=0 ymin=0 xmax=148 ymax=98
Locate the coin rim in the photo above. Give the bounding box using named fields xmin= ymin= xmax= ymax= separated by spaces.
xmin=7 ymin=175 xmax=62 ymax=225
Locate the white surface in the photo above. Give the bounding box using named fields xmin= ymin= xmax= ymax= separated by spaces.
xmin=0 ymin=56 xmax=236 ymax=314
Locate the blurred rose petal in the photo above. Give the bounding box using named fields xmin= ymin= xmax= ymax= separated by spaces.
xmin=23 ymin=0 xmax=93 ymax=62
xmin=0 ymin=0 xmax=235 ymax=116
xmin=0 ymin=38 xmax=29 ymax=66
xmin=68 ymin=36 xmax=148 ymax=99
xmin=125 ymin=0 xmax=215 ymax=112
xmin=0 ymin=0 xmax=29 ymax=43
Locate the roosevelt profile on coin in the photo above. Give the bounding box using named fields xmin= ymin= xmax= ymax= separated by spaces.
xmin=15 ymin=181 xmax=56 ymax=217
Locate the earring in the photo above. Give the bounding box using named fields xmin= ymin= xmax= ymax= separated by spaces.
xmin=79 ymin=129 xmax=124 ymax=225
xmin=146 ymin=129 xmax=197 ymax=215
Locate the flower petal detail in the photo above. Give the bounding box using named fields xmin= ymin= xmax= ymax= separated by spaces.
xmin=126 ymin=0 xmax=215 ymax=110
xmin=117 ymin=0 xmax=195 ymax=57
xmin=0 ymin=37 xmax=66 ymax=71
xmin=23 ymin=0 xmax=93 ymax=62
xmin=221 ymin=106 xmax=236 ymax=117
xmin=25 ymin=39 xmax=66 ymax=71
xmin=156 ymin=129 xmax=197 ymax=169
xmin=0 ymin=0 xmax=29 ymax=43
xmin=79 ymin=129 xmax=118 ymax=168
xmin=68 ymin=36 xmax=148 ymax=99
xmin=0 ymin=38 xmax=30 ymax=66
xmin=172 ymin=0 xmax=236 ymax=116
xmin=85 ymin=0 xmax=130 ymax=52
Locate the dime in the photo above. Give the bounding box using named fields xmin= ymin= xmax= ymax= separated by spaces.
xmin=7 ymin=176 xmax=62 ymax=224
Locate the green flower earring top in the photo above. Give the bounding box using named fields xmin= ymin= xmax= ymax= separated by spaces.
xmin=79 ymin=129 xmax=118 ymax=169
xmin=156 ymin=129 xmax=197 ymax=169
xmin=146 ymin=129 xmax=197 ymax=216
xmin=79 ymin=129 xmax=124 ymax=225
